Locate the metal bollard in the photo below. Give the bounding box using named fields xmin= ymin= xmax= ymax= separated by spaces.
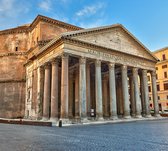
xmin=59 ymin=120 xmax=62 ymax=127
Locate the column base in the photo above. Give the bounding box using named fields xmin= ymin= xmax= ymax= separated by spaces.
xmin=81 ymin=117 xmax=89 ymax=123
xmin=110 ymin=116 xmax=118 ymax=120
xmin=42 ymin=117 xmax=49 ymax=121
xmin=49 ymin=117 xmax=58 ymax=122
xmin=142 ymin=113 xmax=146 ymax=117
xmin=154 ymin=114 xmax=161 ymax=118
xmin=96 ymin=117 xmax=104 ymax=121
xmin=131 ymin=113 xmax=136 ymax=118
xmin=135 ymin=114 xmax=142 ymax=118
xmin=123 ymin=115 xmax=131 ymax=119
xmin=145 ymin=114 xmax=152 ymax=118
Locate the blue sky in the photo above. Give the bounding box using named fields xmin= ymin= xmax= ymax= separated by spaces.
xmin=0 ymin=0 xmax=168 ymax=51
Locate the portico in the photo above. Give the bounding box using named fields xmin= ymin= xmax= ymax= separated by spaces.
xmin=25 ymin=24 xmax=160 ymax=124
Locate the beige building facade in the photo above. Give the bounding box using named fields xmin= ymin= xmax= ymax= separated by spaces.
xmin=0 ymin=15 xmax=160 ymax=123
xmin=149 ymin=47 xmax=168 ymax=112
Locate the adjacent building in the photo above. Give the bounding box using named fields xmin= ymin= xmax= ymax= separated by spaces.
xmin=0 ymin=15 xmax=160 ymax=124
xmin=149 ymin=47 xmax=168 ymax=112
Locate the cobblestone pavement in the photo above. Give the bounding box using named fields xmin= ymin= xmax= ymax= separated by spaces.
xmin=0 ymin=119 xmax=168 ymax=151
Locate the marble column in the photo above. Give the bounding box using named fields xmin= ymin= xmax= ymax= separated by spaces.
xmin=142 ymin=70 xmax=151 ymax=117
xmin=75 ymin=68 xmax=79 ymax=118
xmin=50 ymin=59 xmax=59 ymax=121
xmin=117 ymin=76 xmax=124 ymax=117
xmin=133 ymin=68 xmax=142 ymax=118
xmin=79 ymin=57 xmax=87 ymax=120
xmin=37 ymin=66 xmax=44 ymax=120
xmin=68 ymin=73 xmax=74 ymax=118
xmin=121 ymin=65 xmax=131 ymax=118
xmin=102 ymin=76 xmax=108 ymax=117
xmin=95 ymin=60 xmax=103 ymax=120
xmin=86 ymin=63 xmax=91 ymax=117
xmin=151 ymin=71 xmax=160 ymax=117
xmin=109 ymin=63 xmax=118 ymax=120
xmin=140 ymin=72 xmax=146 ymax=117
xmin=60 ymin=54 xmax=69 ymax=121
xmin=129 ymin=74 xmax=136 ymax=117
xmin=42 ymin=63 xmax=51 ymax=120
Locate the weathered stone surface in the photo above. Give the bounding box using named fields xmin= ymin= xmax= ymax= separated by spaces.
xmin=70 ymin=27 xmax=155 ymax=61
xmin=0 ymin=82 xmax=25 ymax=118
xmin=0 ymin=15 xmax=79 ymax=119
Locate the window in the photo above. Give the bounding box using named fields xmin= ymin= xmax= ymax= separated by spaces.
xmin=150 ymin=104 xmax=152 ymax=107
xmin=15 ymin=47 xmax=18 ymax=51
xmin=157 ymin=84 xmax=160 ymax=91
xmin=164 ymin=72 xmax=167 ymax=78
xmin=37 ymin=37 xmax=39 ymax=42
xmin=162 ymin=64 xmax=167 ymax=69
xmin=148 ymin=86 xmax=151 ymax=92
xmin=167 ymin=95 xmax=168 ymax=100
xmin=147 ymin=76 xmax=150 ymax=81
xmin=156 ymin=74 xmax=158 ymax=80
xmin=149 ymin=97 xmax=151 ymax=100
xmin=158 ymin=96 xmax=160 ymax=100
xmin=162 ymin=54 xmax=166 ymax=60
xmin=164 ymin=83 xmax=168 ymax=90
xmin=156 ymin=67 xmax=158 ymax=70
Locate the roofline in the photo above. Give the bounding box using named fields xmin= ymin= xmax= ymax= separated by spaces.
xmin=0 ymin=14 xmax=82 ymax=35
xmin=29 ymin=14 xmax=82 ymax=31
xmin=34 ymin=35 xmax=157 ymax=63
xmin=0 ymin=25 xmax=29 ymax=35
xmin=153 ymin=46 xmax=168 ymax=53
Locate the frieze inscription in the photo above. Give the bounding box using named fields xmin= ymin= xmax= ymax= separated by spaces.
xmin=87 ymin=49 xmax=155 ymax=70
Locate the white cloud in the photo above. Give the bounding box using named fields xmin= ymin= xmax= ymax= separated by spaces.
xmin=78 ymin=19 xmax=106 ymax=28
xmin=0 ymin=0 xmax=29 ymax=18
xmin=0 ymin=0 xmax=15 ymax=14
xmin=76 ymin=2 xmax=105 ymax=17
xmin=38 ymin=0 xmax=52 ymax=11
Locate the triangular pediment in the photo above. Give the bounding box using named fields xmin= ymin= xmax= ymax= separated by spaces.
xmin=63 ymin=25 xmax=157 ymax=62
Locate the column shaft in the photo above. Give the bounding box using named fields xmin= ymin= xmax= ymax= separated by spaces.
xmin=79 ymin=57 xmax=87 ymax=119
xmin=50 ymin=60 xmax=59 ymax=121
xmin=151 ymin=71 xmax=160 ymax=117
xmin=37 ymin=66 xmax=44 ymax=119
xmin=142 ymin=70 xmax=151 ymax=117
xmin=43 ymin=63 xmax=51 ymax=120
xmin=121 ymin=65 xmax=131 ymax=118
xmin=129 ymin=74 xmax=136 ymax=117
xmin=75 ymin=69 xmax=79 ymax=118
xmin=86 ymin=64 xmax=91 ymax=117
xmin=109 ymin=63 xmax=118 ymax=119
xmin=68 ymin=73 xmax=74 ymax=118
xmin=102 ymin=76 xmax=108 ymax=117
xmin=95 ymin=60 xmax=103 ymax=119
xmin=133 ymin=68 xmax=142 ymax=118
xmin=61 ymin=54 xmax=69 ymax=119
xmin=140 ymin=73 xmax=146 ymax=116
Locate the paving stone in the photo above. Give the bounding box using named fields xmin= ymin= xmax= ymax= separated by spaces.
xmin=0 ymin=119 xmax=168 ymax=151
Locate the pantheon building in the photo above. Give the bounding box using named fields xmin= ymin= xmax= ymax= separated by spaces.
xmin=0 ymin=15 xmax=160 ymax=124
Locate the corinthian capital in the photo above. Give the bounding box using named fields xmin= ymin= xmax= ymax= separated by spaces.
xmin=108 ymin=63 xmax=115 ymax=70
xmin=62 ymin=53 xmax=69 ymax=59
xmin=95 ymin=60 xmax=101 ymax=67
xmin=121 ymin=65 xmax=127 ymax=71
xmin=79 ymin=57 xmax=86 ymax=64
xmin=151 ymin=70 xmax=156 ymax=77
xmin=133 ymin=67 xmax=138 ymax=74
